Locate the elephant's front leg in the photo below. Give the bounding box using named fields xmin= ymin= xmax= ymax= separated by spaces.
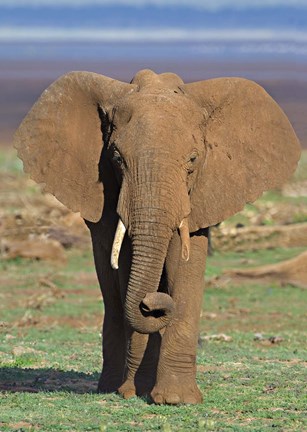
xmin=151 ymin=231 xmax=208 ymax=404
xmin=97 ymin=282 xmax=127 ymax=393
xmin=89 ymin=225 xmax=127 ymax=393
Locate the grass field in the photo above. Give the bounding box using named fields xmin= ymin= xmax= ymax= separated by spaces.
xmin=0 ymin=149 xmax=306 ymax=431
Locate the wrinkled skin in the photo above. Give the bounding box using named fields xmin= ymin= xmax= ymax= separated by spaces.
xmin=14 ymin=69 xmax=301 ymax=404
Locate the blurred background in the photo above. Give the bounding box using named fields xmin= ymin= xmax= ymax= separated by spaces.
xmin=1 ymin=0 xmax=307 ymax=146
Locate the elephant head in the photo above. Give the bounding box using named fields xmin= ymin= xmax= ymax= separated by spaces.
xmin=14 ymin=69 xmax=300 ymax=334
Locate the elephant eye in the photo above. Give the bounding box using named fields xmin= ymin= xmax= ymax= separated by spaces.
xmin=112 ymin=149 xmax=123 ymax=166
xmin=189 ymin=152 xmax=198 ymax=163
xmin=185 ymin=151 xmax=198 ymax=175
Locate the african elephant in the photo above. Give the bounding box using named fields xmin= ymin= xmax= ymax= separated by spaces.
xmin=14 ymin=69 xmax=300 ymax=404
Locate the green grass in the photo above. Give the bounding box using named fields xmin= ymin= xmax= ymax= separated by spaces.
xmin=294 ymin=150 xmax=307 ymax=181
xmin=1 ymin=249 xmax=306 ymax=431
xmin=0 ymin=148 xmax=23 ymax=174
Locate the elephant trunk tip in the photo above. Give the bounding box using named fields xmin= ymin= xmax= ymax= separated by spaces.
xmin=141 ymin=292 xmax=175 ymax=317
xmin=126 ymin=292 xmax=175 ymax=334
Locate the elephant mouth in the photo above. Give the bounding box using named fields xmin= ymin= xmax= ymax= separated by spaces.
xmin=111 ymin=217 xmax=190 ymax=270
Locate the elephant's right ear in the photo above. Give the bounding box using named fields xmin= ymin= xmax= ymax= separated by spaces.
xmin=184 ymin=78 xmax=301 ymax=231
xmin=14 ymin=72 xmax=134 ymax=222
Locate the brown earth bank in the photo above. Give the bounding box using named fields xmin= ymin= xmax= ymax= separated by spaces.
xmin=1 ymin=59 xmax=307 ymax=147
xmin=224 ymin=250 xmax=307 ymax=289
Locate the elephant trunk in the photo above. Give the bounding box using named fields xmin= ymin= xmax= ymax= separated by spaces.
xmin=117 ymin=153 xmax=191 ymax=334
xmin=125 ymin=222 xmax=175 ymax=334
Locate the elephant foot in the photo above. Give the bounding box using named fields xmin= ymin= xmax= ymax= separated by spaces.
xmin=118 ymin=380 xmax=136 ymax=399
xmin=151 ymin=375 xmax=203 ymax=405
xmin=118 ymin=376 xmax=155 ymax=399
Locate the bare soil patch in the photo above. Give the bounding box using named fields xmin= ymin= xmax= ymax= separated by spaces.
xmin=0 ymin=171 xmax=90 ymax=264
xmin=213 ymin=223 xmax=307 ymax=252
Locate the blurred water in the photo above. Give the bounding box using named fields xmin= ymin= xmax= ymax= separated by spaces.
xmin=1 ymin=1 xmax=307 ymax=144
xmin=0 ymin=3 xmax=307 ymax=67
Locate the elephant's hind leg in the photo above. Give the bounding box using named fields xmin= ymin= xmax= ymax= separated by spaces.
xmin=118 ymin=267 xmax=167 ymax=399
xmin=118 ymin=330 xmax=161 ymax=398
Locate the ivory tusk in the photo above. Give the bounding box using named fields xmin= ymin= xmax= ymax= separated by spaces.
xmin=179 ymin=218 xmax=190 ymax=262
xmin=111 ymin=219 xmax=126 ymax=270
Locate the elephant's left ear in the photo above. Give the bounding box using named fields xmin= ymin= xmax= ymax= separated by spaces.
xmin=184 ymin=78 xmax=301 ymax=231
xmin=14 ymin=71 xmax=134 ymax=222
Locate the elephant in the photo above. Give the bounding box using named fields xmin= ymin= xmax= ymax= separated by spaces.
xmin=14 ymin=69 xmax=300 ymax=404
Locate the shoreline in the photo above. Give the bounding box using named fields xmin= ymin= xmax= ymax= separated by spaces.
xmin=1 ymin=57 xmax=307 ymax=81
xmin=1 ymin=58 xmax=307 ymax=147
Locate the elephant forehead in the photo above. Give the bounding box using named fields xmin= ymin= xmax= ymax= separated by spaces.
xmin=115 ymin=117 xmax=204 ymax=159
xmin=126 ymin=105 xmax=201 ymax=141
xmin=113 ymin=92 xmax=205 ymax=153
xmin=117 ymin=92 xmax=203 ymax=124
